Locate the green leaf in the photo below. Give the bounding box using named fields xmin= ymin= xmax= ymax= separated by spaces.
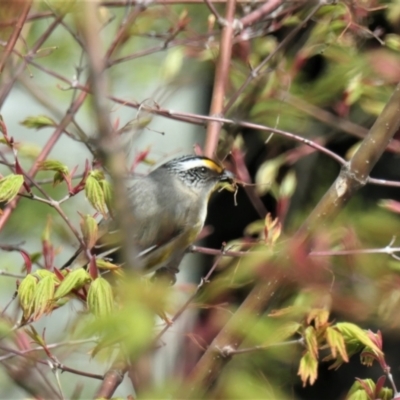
xmin=349 ymin=379 xmax=375 ymax=400
xmin=85 ymin=175 xmax=107 ymax=216
xmin=279 ymin=170 xmax=297 ymax=198
xmin=18 ymin=274 xmax=38 ymax=319
xmin=33 ymin=275 xmax=56 ymax=320
xmin=26 ymin=326 xmax=46 ymax=348
xmin=0 ymin=174 xmax=24 ymax=203
xmin=326 ymin=326 xmax=348 ymax=362
xmin=87 ymin=277 xmax=114 ymax=318
xmin=54 ymin=269 xmax=91 ymax=300
xmin=53 ymin=171 xmax=65 ymax=186
xmin=298 ymin=350 xmax=318 ymax=387
xmin=20 ymin=115 xmax=56 ymax=130
xmin=33 ymin=269 xmax=55 ymax=280
xmin=80 ymin=215 xmax=99 ymax=250
xmin=99 ymin=179 xmax=113 ymax=214
xmin=37 ymin=160 xmax=69 ymax=175
xmin=304 ymin=326 xmax=318 ymax=360
xmin=96 ymin=259 xmax=121 ymax=271
xmin=385 ymin=34 xmax=400 ymax=51
xmin=378 ymin=387 xmax=393 ymax=400
xmin=255 ymin=156 xmax=284 ymax=196
xmin=335 ymin=322 xmax=383 ymax=357
xmin=161 ymin=47 xmax=184 ymax=82
xmin=90 ymin=170 xmax=105 ymax=181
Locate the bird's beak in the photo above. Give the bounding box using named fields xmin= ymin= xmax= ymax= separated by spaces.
xmin=220 ymin=169 xmax=235 ymax=183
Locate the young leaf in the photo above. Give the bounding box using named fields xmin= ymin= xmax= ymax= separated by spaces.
xmin=26 ymin=326 xmax=46 ymax=348
xmin=54 ymin=269 xmax=91 ymax=300
xmin=255 ymin=156 xmax=284 ymax=195
xmin=85 ymin=175 xmax=107 ymax=217
xmin=279 ymin=170 xmax=297 ymax=199
xmin=335 ymin=322 xmax=383 ymax=357
xmin=307 ymin=308 xmax=330 ymax=329
xmin=32 ymin=275 xmax=56 ymax=320
xmin=325 ymin=326 xmax=348 ymax=362
xmin=80 ymin=214 xmax=99 ymax=250
xmin=304 ymin=326 xmax=318 ymax=360
xmin=18 ymin=274 xmax=38 ymax=319
xmin=298 ymin=350 xmax=318 ymax=387
xmin=0 ymin=174 xmax=24 ymax=203
xmin=346 ymin=379 xmax=374 ymax=400
xmin=99 ymin=179 xmax=113 ymax=215
xmin=37 ymin=160 xmax=69 ymax=175
xmin=20 ymin=115 xmax=56 ymax=130
xmin=87 ymin=277 xmax=114 ymax=318
xmin=96 ymin=259 xmax=121 ymax=271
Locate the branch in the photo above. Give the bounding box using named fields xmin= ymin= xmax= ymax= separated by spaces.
xmin=0 ymin=0 xmax=32 ymax=73
xmin=79 ymin=0 xmax=139 ymax=273
xmin=0 ymin=89 xmax=89 ymax=232
xmin=298 ymin=81 xmax=400 ymax=236
xmin=240 ymin=0 xmax=283 ymax=28
xmin=176 ymin=79 xmax=400 ymax=398
xmin=278 ymin=92 xmax=400 ymax=153
xmin=223 ymin=1 xmax=323 ymax=114
xmin=182 ymin=268 xmax=282 ymax=396
xmin=0 ymin=11 xmax=64 ymax=107
xmin=94 ymin=358 xmax=129 ymax=399
xmin=204 ymin=0 xmax=236 ymax=157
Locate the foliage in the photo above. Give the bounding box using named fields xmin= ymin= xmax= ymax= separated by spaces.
xmin=0 ymin=0 xmax=400 ymax=399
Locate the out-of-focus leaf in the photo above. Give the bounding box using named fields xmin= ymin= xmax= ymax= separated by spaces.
xmin=279 ymin=170 xmax=297 ymax=199
xmin=80 ymin=214 xmax=98 ymax=250
xmin=378 ymin=199 xmax=400 ymax=214
xmin=304 ymin=326 xmax=318 ymax=360
xmin=0 ymin=174 xmax=24 ymax=203
xmin=345 ymin=141 xmax=361 ymax=160
xmin=20 ymin=115 xmax=56 ymax=130
xmin=307 ymin=308 xmax=330 ymax=329
xmin=99 ymin=179 xmax=113 ymax=215
xmin=161 ymin=47 xmax=184 ymax=82
xmin=87 ymin=277 xmax=114 ymax=318
xmin=385 ymin=34 xmax=400 ymax=51
xmin=255 ymin=156 xmax=284 ymax=196
xmin=346 ymin=73 xmax=363 ymax=105
xmin=96 ymin=259 xmax=121 ymax=271
xmin=38 ymin=160 xmax=69 ymax=174
xmin=346 ymin=379 xmax=375 ymax=400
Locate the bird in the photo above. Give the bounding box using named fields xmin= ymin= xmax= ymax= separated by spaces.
xmin=62 ymin=155 xmax=235 ymax=279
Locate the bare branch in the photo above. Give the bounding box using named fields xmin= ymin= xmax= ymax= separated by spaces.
xmin=204 ymin=0 xmax=236 ymax=157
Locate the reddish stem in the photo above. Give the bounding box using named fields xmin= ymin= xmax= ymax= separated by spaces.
xmin=204 ymin=0 xmax=236 ymax=157
xmin=0 ymin=0 xmax=32 ymax=73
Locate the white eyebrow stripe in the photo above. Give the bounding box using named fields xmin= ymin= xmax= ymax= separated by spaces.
xmin=178 ymin=159 xmax=209 ymax=170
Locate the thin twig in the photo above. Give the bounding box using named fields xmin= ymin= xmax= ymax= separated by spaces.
xmin=0 ymin=12 xmax=65 ymax=107
xmin=220 ymin=338 xmax=304 ymax=356
xmin=155 ymin=245 xmax=226 ymax=341
xmin=0 ymin=0 xmax=32 ymax=73
xmin=0 ymin=89 xmax=89 ymax=232
xmin=0 ymin=345 xmax=104 ymax=380
xmin=223 ymin=1 xmax=323 ymax=114
xmin=240 ymin=0 xmax=283 ymax=28
xmin=0 ymin=338 xmax=98 ymax=362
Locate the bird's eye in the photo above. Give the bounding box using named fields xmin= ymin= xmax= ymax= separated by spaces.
xmin=200 ymin=167 xmax=207 ymax=173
